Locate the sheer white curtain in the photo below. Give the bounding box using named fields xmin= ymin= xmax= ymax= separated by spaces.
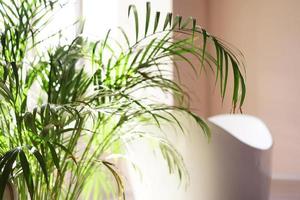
xmin=82 ymin=0 xmax=119 ymax=39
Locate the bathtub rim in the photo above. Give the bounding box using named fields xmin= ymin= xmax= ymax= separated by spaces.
xmin=208 ymin=114 xmax=273 ymax=150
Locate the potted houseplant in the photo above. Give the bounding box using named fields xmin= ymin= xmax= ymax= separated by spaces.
xmin=0 ymin=0 xmax=245 ymax=199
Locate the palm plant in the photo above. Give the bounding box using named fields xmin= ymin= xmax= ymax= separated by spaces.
xmin=0 ymin=0 xmax=246 ymax=199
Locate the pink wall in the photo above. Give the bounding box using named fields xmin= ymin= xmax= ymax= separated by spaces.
xmin=173 ymin=0 xmax=210 ymax=116
xmin=174 ymin=0 xmax=300 ymax=179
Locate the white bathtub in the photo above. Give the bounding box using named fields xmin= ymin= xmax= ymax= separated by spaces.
xmin=205 ymin=114 xmax=273 ymax=200
xmin=127 ymin=113 xmax=273 ymax=200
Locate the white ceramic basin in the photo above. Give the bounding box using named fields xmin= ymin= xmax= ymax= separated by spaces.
xmin=127 ymin=113 xmax=273 ymax=200
xmin=206 ymin=114 xmax=273 ymax=200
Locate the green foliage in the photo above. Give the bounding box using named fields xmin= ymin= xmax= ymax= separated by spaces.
xmin=0 ymin=1 xmax=246 ymax=199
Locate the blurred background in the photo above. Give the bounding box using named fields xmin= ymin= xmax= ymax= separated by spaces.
xmin=172 ymin=1 xmax=300 ymax=199
xmin=52 ymin=0 xmax=300 ymax=199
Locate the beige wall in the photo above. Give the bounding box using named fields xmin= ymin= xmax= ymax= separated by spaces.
xmin=174 ymin=0 xmax=300 ymax=179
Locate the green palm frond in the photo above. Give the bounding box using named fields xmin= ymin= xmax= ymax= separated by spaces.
xmin=126 ymin=2 xmax=245 ymax=110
